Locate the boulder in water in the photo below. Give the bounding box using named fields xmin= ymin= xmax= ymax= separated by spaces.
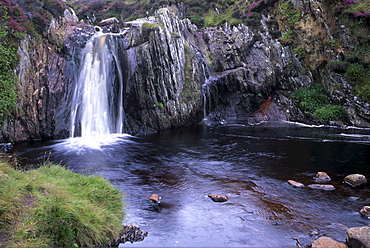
xmin=208 ymin=194 xmax=228 ymax=202
xmin=314 ymin=172 xmax=331 ymax=182
xmin=148 ymin=194 xmax=161 ymax=203
xmin=343 ymin=174 xmax=367 ymax=187
xmin=287 ymin=180 xmax=305 ymax=188
xmin=346 ymin=226 xmax=370 ymax=247
xmin=307 ymin=184 xmax=335 ymax=190
xmin=311 ymin=236 xmax=347 ymax=248
xmin=360 ymin=206 xmax=370 ymax=219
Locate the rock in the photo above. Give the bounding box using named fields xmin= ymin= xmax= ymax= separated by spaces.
xmin=110 ymin=225 xmax=148 ymax=246
xmin=148 ymin=194 xmax=161 ymax=203
xmin=98 ymin=17 xmax=119 ymax=26
xmin=314 ymin=172 xmax=331 ymax=182
xmin=311 ymin=236 xmax=347 ymax=248
xmin=344 ymin=174 xmax=367 ymax=187
xmin=307 ymin=184 xmax=335 ymax=190
xmin=360 ymin=206 xmax=370 ymax=219
xmin=208 ymin=194 xmax=228 ymax=202
xmin=346 ymin=226 xmax=370 ymax=247
xmin=287 ymin=180 xmax=305 ymax=188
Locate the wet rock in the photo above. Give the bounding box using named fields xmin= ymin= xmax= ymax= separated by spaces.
xmin=208 ymin=194 xmax=228 ymax=202
xmin=97 ymin=17 xmax=120 ymax=33
xmin=148 ymin=194 xmax=161 ymax=203
xmin=314 ymin=172 xmax=331 ymax=182
xmin=307 ymin=184 xmax=335 ymax=190
xmin=360 ymin=206 xmax=370 ymax=219
xmin=311 ymin=236 xmax=347 ymax=248
xmin=0 ymin=143 xmax=13 ymax=153
xmin=346 ymin=226 xmax=370 ymax=247
xmin=344 ymin=174 xmax=367 ymax=187
xmin=287 ymin=180 xmax=305 ymax=188
xmin=110 ymin=225 xmax=148 ymax=246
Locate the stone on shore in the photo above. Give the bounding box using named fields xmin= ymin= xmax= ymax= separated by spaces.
xmin=208 ymin=194 xmax=228 ymax=202
xmin=360 ymin=206 xmax=370 ymax=219
xmin=287 ymin=180 xmax=305 ymax=188
xmin=314 ymin=171 xmax=331 ymax=182
xmin=307 ymin=184 xmax=335 ymax=190
xmin=346 ymin=226 xmax=370 ymax=247
xmin=311 ymin=236 xmax=347 ymax=248
xmin=148 ymin=194 xmax=161 ymax=203
xmin=344 ymin=174 xmax=367 ymax=187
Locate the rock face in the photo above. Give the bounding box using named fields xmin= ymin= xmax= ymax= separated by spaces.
xmin=1 ymin=2 xmax=370 ymax=142
xmin=344 ymin=174 xmax=367 ymax=188
xmin=346 ymin=226 xmax=370 ymax=247
xmin=311 ymin=236 xmax=347 ymax=248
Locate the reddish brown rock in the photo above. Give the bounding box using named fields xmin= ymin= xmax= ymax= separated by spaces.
xmin=208 ymin=194 xmax=228 ymax=202
xmin=308 ymin=184 xmax=335 ymax=190
xmin=311 ymin=236 xmax=347 ymax=248
xmin=287 ymin=180 xmax=305 ymax=188
xmin=148 ymin=194 xmax=161 ymax=203
xmin=360 ymin=206 xmax=370 ymax=219
xmin=314 ymin=171 xmax=331 ymax=182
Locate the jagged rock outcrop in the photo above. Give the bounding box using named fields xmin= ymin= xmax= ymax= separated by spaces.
xmin=1 ymin=2 xmax=370 ymax=142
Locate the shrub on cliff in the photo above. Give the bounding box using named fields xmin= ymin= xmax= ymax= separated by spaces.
xmin=294 ymin=84 xmax=347 ymax=122
xmin=0 ymin=161 xmax=124 ymax=247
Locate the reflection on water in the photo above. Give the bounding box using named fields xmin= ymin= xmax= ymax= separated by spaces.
xmin=10 ymin=121 xmax=370 ymax=247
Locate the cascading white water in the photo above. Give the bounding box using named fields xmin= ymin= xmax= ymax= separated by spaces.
xmin=69 ymin=29 xmax=125 ymax=147
xmin=196 ymin=50 xmax=211 ymax=121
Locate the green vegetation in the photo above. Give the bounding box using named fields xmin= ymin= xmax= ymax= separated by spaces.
xmin=156 ymin=102 xmax=165 ymax=109
xmin=294 ymin=83 xmax=347 ymax=121
xmin=0 ymin=161 xmax=124 ymax=248
xmin=277 ymin=0 xmax=301 ymax=45
xmin=0 ymin=3 xmax=20 ymax=126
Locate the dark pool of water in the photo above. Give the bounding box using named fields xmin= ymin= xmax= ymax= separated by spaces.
xmin=10 ymin=121 xmax=370 ymax=247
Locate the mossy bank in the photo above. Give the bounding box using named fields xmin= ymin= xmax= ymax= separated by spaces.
xmin=0 ymin=160 xmax=124 ymax=248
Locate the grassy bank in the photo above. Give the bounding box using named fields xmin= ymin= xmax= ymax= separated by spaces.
xmin=0 ymin=160 xmax=124 ymax=248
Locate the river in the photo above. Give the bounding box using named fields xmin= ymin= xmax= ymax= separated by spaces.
xmin=10 ymin=120 xmax=370 ymax=247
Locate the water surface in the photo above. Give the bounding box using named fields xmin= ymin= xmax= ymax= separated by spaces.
xmin=11 ymin=121 xmax=370 ymax=247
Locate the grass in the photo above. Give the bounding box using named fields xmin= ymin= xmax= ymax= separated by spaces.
xmin=0 ymin=160 xmax=124 ymax=248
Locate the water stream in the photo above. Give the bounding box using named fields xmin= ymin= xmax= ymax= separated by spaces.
xmin=11 ymin=121 xmax=370 ymax=247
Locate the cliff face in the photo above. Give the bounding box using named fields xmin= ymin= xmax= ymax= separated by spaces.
xmin=0 ymin=2 xmax=369 ymax=142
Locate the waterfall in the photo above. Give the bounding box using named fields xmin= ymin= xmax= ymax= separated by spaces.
xmin=196 ymin=50 xmax=211 ymax=121
xmin=70 ymin=29 xmax=124 ymax=141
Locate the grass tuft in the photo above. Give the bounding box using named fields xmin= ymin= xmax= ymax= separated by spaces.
xmin=0 ymin=162 xmax=124 ymax=248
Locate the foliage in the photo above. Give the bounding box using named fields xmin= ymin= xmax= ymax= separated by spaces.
xmin=0 ymin=162 xmax=124 ymax=247
xmin=277 ymin=0 xmax=301 ymax=45
xmin=294 ymin=84 xmax=329 ymax=112
xmin=294 ymin=83 xmax=347 ymax=121
xmin=0 ymin=2 xmax=21 ymax=126
xmin=313 ymin=104 xmax=347 ymax=121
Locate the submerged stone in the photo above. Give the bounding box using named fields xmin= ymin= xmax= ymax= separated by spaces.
xmin=287 ymin=180 xmax=305 ymax=188
xmin=208 ymin=194 xmax=228 ymax=202
xmin=307 ymin=184 xmax=335 ymax=190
